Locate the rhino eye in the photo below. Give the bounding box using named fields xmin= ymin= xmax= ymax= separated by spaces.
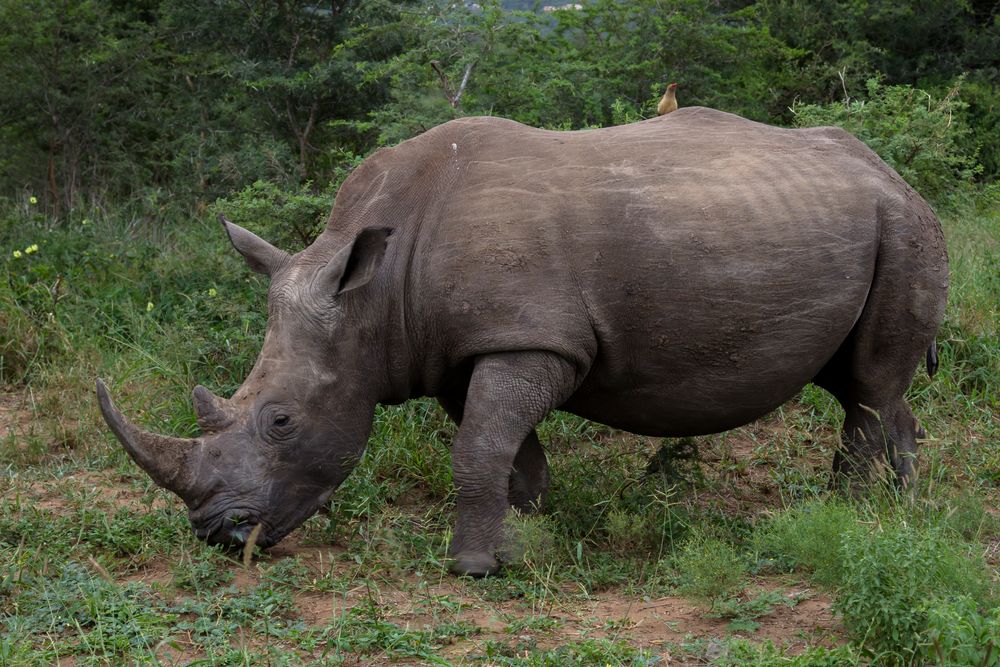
xmin=273 ymin=415 xmax=290 ymax=427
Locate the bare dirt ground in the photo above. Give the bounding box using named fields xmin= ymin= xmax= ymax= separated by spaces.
xmin=0 ymin=391 xmax=32 ymax=440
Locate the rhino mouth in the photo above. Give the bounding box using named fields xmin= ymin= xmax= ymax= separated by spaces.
xmin=193 ymin=489 xmax=334 ymax=550
xmin=193 ymin=507 xmax=275 ymax=548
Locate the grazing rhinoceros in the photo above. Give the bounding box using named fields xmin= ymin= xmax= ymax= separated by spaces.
xmin=97 ymin=108 xmax=948 ymax=577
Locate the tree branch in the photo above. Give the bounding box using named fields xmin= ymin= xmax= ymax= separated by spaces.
xmin=430 ymin=60 xmax=477 ymax=109
xmin=430 ymin=60 xmax=453 ymax=103
xmin=453 ymin=62 xmax=475 ymax=108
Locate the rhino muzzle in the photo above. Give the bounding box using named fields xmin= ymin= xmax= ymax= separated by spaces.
xmin=96 ymin=379 xmax=205 ymax=502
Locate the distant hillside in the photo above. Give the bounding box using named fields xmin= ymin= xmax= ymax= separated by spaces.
xmin=500 ymin=1 xmax=540 ymax=9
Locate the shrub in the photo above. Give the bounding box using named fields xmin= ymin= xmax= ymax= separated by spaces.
xmin=836 ymin=521 xmax=993 ymax=665
xmin=211 ymin=180 xmax=335 ymax=253
xmin=674 ymin=532 xmax=747 ymax=602
xmin=921 ymin=595 xmax=999 ymax=667
xmin=956 ymin=75 xmax=1000 ymax=182
xmin=792 ymin=78 xmax=979 ymax=200
xmin=755 ymin=498 xmax=858 ymax=587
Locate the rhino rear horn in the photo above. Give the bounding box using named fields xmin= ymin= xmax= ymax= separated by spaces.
xmin=192 ymin=385 xmax=235 ymax=433
xmin=96 ymin=379 xmax=204 ymax=500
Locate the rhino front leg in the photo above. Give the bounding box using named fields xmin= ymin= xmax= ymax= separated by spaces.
xmin=447 ymin=351 xmax=578 ymax=577
xmin=438 ymin=397 xmax=550 ymax=515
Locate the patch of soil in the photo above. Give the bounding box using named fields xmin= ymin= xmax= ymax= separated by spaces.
xmin=119 ymin=557 xmax=175 ymax=587
xmin=9 ymin=466 xmax=847 ymax=666
xmin=0 ymin=391 xmax=33 ymax=440
xmin=26 ymin=470 xmax=170 ymax=515
xmin=231 ymin=543 xmax=844 ymax=666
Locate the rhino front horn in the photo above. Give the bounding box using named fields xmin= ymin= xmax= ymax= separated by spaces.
xmin=96 ymin=379 xmax=203 ymax=499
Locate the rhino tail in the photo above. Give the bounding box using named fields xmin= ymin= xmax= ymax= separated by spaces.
xmin=926 ymin=340 xmax=939 ymax=379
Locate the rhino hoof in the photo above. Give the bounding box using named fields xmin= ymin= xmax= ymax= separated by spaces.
xmin=448 ymin=551 xmax=501 ymax=578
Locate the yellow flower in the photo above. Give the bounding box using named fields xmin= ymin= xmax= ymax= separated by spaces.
xmin=146 ymin=302 xmax=154 ymax=312
xmin=29 ymin=196 xmax=37 ymax=205
xmin=207 ymin=287 xmax=217 ymax=297
xmin=25 ymin=244 xmax=38 ymax=254
xmin=12 ymin=250 xmax=22 ymax=258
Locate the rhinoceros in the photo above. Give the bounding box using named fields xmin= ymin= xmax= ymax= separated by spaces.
xmin=97 ymin=108 xmax=948 ymax=576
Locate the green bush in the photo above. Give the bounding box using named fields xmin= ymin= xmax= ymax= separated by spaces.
xmin=956 ymin=75 xmax=1000 ymax=182
xmin=921 ymin=595 xmax=999 ymax=667
xmin=755 ymin=498 xmax=858 ymax=587
xmin=673 ymin=532 xmax=747 ymax=602
xmin=836 ymin=521 xmax=994 ymax=665
xmin=212 ymin=180 xmax=336 ymax=253
xmin=792 ymin=78 xmax=979 ymax=200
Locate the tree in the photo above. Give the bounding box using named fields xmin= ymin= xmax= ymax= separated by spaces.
xmin=0 ymin=0 xmax=163 ymax=214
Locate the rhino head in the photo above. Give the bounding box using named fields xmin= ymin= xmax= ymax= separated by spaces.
xmin=98 ymin=216 xmax=393 ymax=548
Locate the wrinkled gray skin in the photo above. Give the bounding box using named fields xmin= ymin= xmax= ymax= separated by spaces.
xmin=98 ymin=108 xmax=948 ymax=577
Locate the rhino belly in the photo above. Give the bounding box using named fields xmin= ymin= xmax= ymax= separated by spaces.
xmin=560 ymin=283 xmax=865 ymax=437
xmin=563 ymin=374 xmax=812 ymax=437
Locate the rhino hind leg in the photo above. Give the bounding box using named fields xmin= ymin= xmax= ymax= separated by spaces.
xmin=830 ymin=399 xmax=920 ymax=488
xmin=815 ymin=310 xmax=932 ymax=490
xmin=814 ymin=206 xmax=946 ymax=489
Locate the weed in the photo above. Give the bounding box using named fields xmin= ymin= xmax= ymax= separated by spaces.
xmin=503 ymin=613 xmax=562 ymax=634
xmin=673 ymin=532 xmax=748 ymax=603
xmin=478 ymin=636 xmax=658 ymax=666
xmin=319 ymin=604 xmax=478 ymax=663
xmin=171 ymin=546 xmax=235 ymax=592
xmin=754 ymin=498 xmax=858 ymax=586
xmin=716 ymin=638 xmax=861 ymax=666
xmin=500 ymin=509 xmax=561 ymax=569
xmin=603 ymin=486 xmax=688 ymax=558
xmin=708 ymin=588 xmax=799 ymax=634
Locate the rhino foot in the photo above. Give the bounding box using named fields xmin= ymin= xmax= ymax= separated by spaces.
xmin=448 ymin=551 xmax=501 ymax=578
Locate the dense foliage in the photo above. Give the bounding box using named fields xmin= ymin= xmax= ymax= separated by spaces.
xmin=2 ymin=0 xmax=999 ymax=219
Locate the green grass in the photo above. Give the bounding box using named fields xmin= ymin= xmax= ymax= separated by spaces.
xmin=1 ymin=193 xmax=998 ymax=664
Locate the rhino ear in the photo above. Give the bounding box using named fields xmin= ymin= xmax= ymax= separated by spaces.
xmin=219 ymin=214 xmax=289 ymax=276
xmin=317 ymin=227 xmax=393 ymax=296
